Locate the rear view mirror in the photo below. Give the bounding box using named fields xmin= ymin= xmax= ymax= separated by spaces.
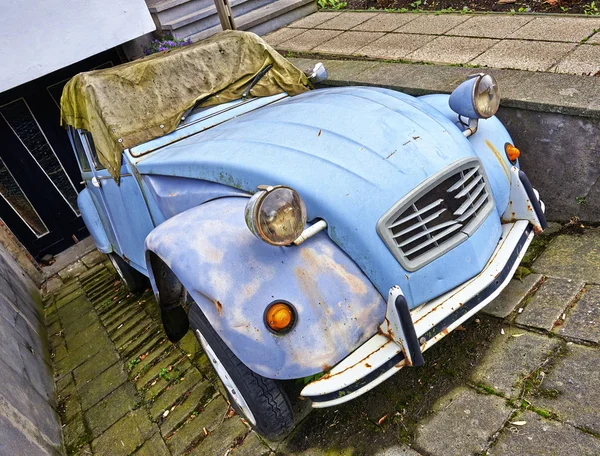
xmin=306 ymin=62 xmax=328 ymax=84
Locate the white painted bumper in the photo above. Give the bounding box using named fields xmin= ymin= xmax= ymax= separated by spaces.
xmin=301 ymin=214 xmax=540 ymax=408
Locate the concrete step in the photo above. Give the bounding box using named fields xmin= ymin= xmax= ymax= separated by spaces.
xmin=164 ymin=0 xmax=275 ymax=38
xmin=184 ymin=0 xmax=316 ymax=41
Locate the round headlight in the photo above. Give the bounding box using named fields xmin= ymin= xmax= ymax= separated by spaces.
xmin=473 ymin=74 xmax=500 ymax=118
xmin=244 ymin=185 xmax=307 ymax=246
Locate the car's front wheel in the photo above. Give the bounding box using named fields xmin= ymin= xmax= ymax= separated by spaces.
xmin=108 ymin=253 xmax=148 ymax=293
xmin=189 ymin=305 xmax=295 ymax=440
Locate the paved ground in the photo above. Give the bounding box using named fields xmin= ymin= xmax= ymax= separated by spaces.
xmin=43 ymin=252 xmax=270 ymax=456
xmin=44 ymin=223 xmax=600 ymax=455
xmin=265 ymin=11 xmax=600 ymax=75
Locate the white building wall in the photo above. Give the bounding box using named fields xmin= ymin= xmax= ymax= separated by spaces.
xmin=0 ymin=0 xmax=156 ymax=92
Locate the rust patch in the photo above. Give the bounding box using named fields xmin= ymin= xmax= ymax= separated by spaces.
xmin=441 ymin=327 xmax=449 ymax=336
xmin=365 ymin=363 xmax=372 ymax=368
xmin=533 ymin=225 xmax=543 ymax=235
xmin=485 ymin=139 xmax=510 ymax=181
xmin=214 ymin=300 xmax=223 ymax=316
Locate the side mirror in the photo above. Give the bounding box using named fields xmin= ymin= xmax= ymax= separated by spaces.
xmin=449 ymin=73 xmax=500 ymax=119
xmin=306 ymin=62 xmax=328 ymax=84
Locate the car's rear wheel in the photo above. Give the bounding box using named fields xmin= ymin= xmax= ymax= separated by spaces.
xmin=108 ymin=253 xmax=148 ymax=293
xmin=189 ymin=305 xmax=295 ymax=440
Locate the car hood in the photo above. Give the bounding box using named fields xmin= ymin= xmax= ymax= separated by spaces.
xmin=135 ymin=86 xmax=500 ymax=307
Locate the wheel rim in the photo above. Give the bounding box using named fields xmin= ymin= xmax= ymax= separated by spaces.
xmin=109 ymin=255 xmax=127 ymax=286
xmin=195 ymin=329 xmax=257 ymax=426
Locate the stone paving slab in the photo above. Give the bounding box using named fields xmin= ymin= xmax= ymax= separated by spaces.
xmin=396 ymin=13 xmax=469 ymax=35
xmin=278 ymin=12 xmax=600 ymax=77
xmin=490 ymin=409 xmax=600 ymax=456
xmin=133 ymin=432 xmax=170 ymax=456
xmin=159 ymin=381 xmax=215 ymax=436
xmin=352 ymin=12 xmax=419 ymax=32
xmin=414 ymin=387 xmax=512 ymax=456
xmin=91 ymin=410 xmax=156 ymax=456
xmin=148 ymin=368 xmax=203 ymax=420
xmin=407 ymin=36 xmax=499 ymax=64
xmin=189 ymin=414 xmax=248 ymax=456
xmin=557 ymin=284 xmax=600 ymax=343
xmin=554 ymin=44 xmax=600 ymax=76
xmin=471 ymin=327 xmax=561 ymax=398
xmin=354 ymin=33 xmax=435 ymax=60
xmin=482 ymin=273 xmax=543 ymax=319
xmin=533 ymin=229 xmax=600 ymax=283
xmin=474 ymin=40 xmax=576 ymax=72
xmin=515 ymin=277 xmax=584 ymax=331
xmin=78 ymin=362 xmax=128 ymax=411
xmin=534 ymin=344 xmax=600 ymax=434
xmin=317 ymin=11 xmax=376 ymax=30
xmin=313 ymin=31 xmax=385 ymax=55
xmin=73 ymin=348 xmax=120 ymax=386
xmin=288 ymin=11 xmax=341 ymax=28
xmin=85 ymin=382 xmax=139 ymax=438
xmin=446 ymin=15 xmax=534 ymax=39
xmin=508 ymin=16 xmax=600 ymax=43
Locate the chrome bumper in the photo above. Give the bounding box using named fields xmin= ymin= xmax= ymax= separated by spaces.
xmin=301 ymin=218 xmax=537 ymax=407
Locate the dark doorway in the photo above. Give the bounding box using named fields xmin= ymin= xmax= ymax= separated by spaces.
xmin=0 ymin=49 xmax=124 ymax=260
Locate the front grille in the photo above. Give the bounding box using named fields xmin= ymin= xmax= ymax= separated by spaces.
xmin=377 ymin=158 xmax=494 ymax=271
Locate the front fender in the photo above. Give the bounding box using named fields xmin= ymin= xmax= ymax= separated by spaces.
xmin=144 ymin=197 xmax=386 ymax=379
xmin=77 ymin=188 xmax=112 ymax=253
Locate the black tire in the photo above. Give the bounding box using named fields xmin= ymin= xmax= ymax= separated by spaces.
xmin=189 ymin=305 xmax=295 ymax=440
xmin=108 ymin=253 xmax=148 ymax=293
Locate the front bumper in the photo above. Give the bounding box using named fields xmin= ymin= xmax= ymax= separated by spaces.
xmin=301 ymin=217 xmax=538 ymax=407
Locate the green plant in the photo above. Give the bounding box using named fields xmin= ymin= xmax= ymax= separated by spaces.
xmin=560 ymin=5 xmax=568 ymax=11
xmin=576 ymin=196 xmax=588 ymax=206
xmin=159 ymin=367 xmax=171 ymax=382
xmin=127 ymin=358 xmax=140 ymax=371
xmin=584 ymin=1 xmax=600 ymax=14
xmin=409 ymin=0 xmax=422 ymax=9
xmin=517 ymin=6 xmax=529 ymax=12
xmin=318 ymin=0 xmax=347 ymax=9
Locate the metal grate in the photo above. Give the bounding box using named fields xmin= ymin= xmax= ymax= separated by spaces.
xmin=377 ymin=158 xmax=494 ymax=272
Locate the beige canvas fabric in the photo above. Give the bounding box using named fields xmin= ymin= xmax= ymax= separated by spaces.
xmin=60 ymin=31 xmax=310 ymax=181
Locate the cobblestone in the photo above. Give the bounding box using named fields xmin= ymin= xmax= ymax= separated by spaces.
xmin=515 ymin=277 xmax=584 ymax=331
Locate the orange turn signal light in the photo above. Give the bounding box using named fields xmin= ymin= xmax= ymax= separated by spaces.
xmin=505 ymin=144 xmax=521 ymax=163
xmin=265 ymin=302 xmax=295 ymax=333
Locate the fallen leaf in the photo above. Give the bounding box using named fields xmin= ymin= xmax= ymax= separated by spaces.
xmin=378 ymin=414 xmax=388 ymax=425
xmin=203 ymin=427 xmax=209 ymax=436
xmin=163 ymin=410 xmax=169 ymax=418
xmin=511 ymin=333 xmax=524 ymax=338
xmin=544 ymin=0 xmax=558 ymax=5
xmin=455 ymin=325 xmax=467 ymax=331
xmin=510 ymin=420 xmax=527 ymax=426
xmin=226 ymin=406 xmax=236 ymax=418
xmin=498 ymin=0 xmax=516 ymax=3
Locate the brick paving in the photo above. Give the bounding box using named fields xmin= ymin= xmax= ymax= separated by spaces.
xmin=43 ymin=223 xmax=600 ymax=455
xmin=43 ymin=252 xmax=270 ymax=455
xmin=266 ymin=11 xmax=600 ymax=75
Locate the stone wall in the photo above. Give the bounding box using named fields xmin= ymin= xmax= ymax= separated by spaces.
xmin=0 ymin=245 xmax=63 ymax=455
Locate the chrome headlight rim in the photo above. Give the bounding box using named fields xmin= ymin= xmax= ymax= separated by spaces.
xmin=245 ymin=185 xmax=307 ymax=246
xmin=470 ymin=73 xmax=500 ymax=119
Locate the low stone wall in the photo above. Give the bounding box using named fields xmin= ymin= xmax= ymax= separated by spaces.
xmin=0 ymin=246 xmax=62 ymax=454
xmin=290 ymin=57 xmax=600 ymax=222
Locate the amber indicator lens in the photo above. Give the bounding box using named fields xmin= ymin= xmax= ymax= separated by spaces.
xmin=265 ymin=302 xmax=295 ymax=332
xmin=505 ymin=144 xmax=521 ymax=163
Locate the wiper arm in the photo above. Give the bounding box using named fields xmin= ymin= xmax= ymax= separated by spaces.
xmin=180 ymin=64 xmax=274 ymax=124
xmin=242 ymin=64 xmax=273 ymax=99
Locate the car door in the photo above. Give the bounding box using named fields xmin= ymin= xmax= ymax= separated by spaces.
xmin=75 ymin=129 xmax=154 ymax=274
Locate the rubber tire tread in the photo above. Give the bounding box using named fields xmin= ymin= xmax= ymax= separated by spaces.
xmin=109 ymin=253 xmax=148 ymax=293
xmin=189 ymin=305 xmax=294 ymax=440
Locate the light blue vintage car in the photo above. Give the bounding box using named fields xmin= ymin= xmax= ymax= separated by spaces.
xmin=65 ymin=37 xmax=546 ymax=440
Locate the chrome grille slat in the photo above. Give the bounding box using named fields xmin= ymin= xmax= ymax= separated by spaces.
xmin=453 ymin=182 xmax=487 ymax=216
xmin=397 ymin=220 xmax=461 ymax=248
xmin=378 ymin=158 xmax=495 ymax=271
xmin=403 ymin=223 xmax=464 ymax=256
xmin=393 ymin=208 xmax=447 ymax=238
xmin=447 ymin=165 xmax=479 ymax=192
xmin=388 ymin=198 xmax=444 ymax=229
xmin=457 ymin=192 xmax=488 ymax=222
xmin=455 ymin=174 xmax=483 ymax=199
